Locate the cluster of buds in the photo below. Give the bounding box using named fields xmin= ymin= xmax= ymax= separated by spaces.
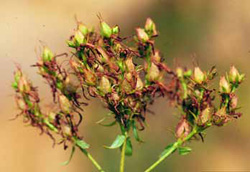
xmin=13 ymin=18 xmax=244 ymax=153
xmin=12 ymin=66 xmax=85 ymax=150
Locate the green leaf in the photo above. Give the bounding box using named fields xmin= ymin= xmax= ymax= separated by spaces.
xmin=125 ymin=137 xmax=133 ymax=156
xmin=178 ymin=146 xmax=192 ymax=155
xmin=159 ymin=143 xmax=175 ymax=158
xmin=75 ymin=138 xmax=90 ymax=150
xmin=62 ymin=146 xmax=75 ymax=165
xmin=132 ymin=120 xmax=144 ymax=143
xmin=104 ymin=135 xmax=126 ymax=149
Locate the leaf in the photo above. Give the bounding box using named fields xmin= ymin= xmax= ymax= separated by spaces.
xmin=75 ymin=138 xmax=90 ymax=150
xmin=62 ymin=146 xmax=75 ymax=166
xmin=96 ymin=113 xmax=116 ymax=127
xmin=99 ymin=120 xmax=116 ymax=127
xmin=178 ymin=146 xmax=192 ymax=155
xmin=159 ymin=143 xmax=175 ymax=158
xmin=104 ymin=135 xmax=126 ymax=149
xmin=132 ymin=120 xmax=144 ymax=143
xmin=125 ymin=137 xmax=133 ymax=156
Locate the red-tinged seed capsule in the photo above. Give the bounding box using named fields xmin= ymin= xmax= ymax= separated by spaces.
xmin=193 ymin=67 xmax=205 ymax=84
xmin=136 ymin=77 xmax=144 ymax=90
xmin=230 ymin=95 xmax=238 ymax=109
xmin=136 ymin=28 xmax=149 ymax=42
xmin=63 ymin=125 xmax=71 ymax=137
xmin=99 ymin=76 xmax=111 ymax=94
xmin=112 ymin=25 xmax=119 ymax=35
xmin=83 ymin=69 xmax=96 ymax=86
xmin=148 ymin=63 xmax=160 ymax=81
xmin=18 ymin=76 xmax=31 ymax=93
xmin=175 ymin=117 xmax=191 ymax=138
xmin=197 ymin=107 xmax=211 ymax=125
xmin=122 ymin=80 xmax=132 ymax=94
xmin=125 ymin=57 xmax=135 ymax=72
xmin=58 ymin=94 xmax=72 ymax=114
xmin=219 ymin=76 xmax=231 ymax=93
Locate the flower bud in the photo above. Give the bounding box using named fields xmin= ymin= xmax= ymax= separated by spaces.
xmin=42 ymin=47 xmax=54 ymax=62
xmin=136 ymin=28 xmax=149 ymax=42
xmin=219 ymin=76 xmax=231 ymax=93
xmin=48 ymin=112 xmax=56 ymax=122
xmin=74 ymin=30 xmax=86 ymax=46
xmin=175 ymin=117 xmax=191 ymax=138
xmin=100 ymin=21 xmax=112 ymax=38
xmin=121 ymin=79 xmax=132 ymax=94
xmin=145 ymin=18 xmax=157 ymax=36
xmin=229 ymin=66 xmax=244 ymax=84
xmin=197 ymin=107 xmax=211 ymax=126
xmin=193 ymin=67 xmax=205 ymax=84
xmin=58 ymin=94 xmax=72 ymax=114
xmin=148 ymin=63 xmax=160 ymax=81
xmin=78 ymin=23 xmax=88 ymax=36
xmin=125 ymin=57 xmax=135 ymax=72
xmin=99 ymin=76 xmax=111 ymax=94
xmin=152 ymin=50 xmax=161 ymax=62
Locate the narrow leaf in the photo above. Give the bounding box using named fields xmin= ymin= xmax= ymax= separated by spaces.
xmin=104 ymin=135 xmax=126 ymax=149
xmin=132 ymin=120 xmax=144 ymax=142
xmin=75 ymin=138 xmax=90 ymax=150
xmin=62 ymin=146 xmax=75 ymax=165
xmin=99 ymin=120 xmax=116 ymax=127
xmin=125 ymin=137 xmax=133 ymax=156
xmin=178 ymin=146 xmax=192 ymax=155
xmin=159 ymin=143 xmax=175 ymax=158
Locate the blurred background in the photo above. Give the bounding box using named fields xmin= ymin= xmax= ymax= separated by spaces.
xmin=1 ymin=0 xmax=250 ymax=171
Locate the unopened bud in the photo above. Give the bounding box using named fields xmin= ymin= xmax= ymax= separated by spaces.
xmin=48 ymin=112 xmax=56 ymax=122
xmin=219 ymin=76 xmax=231 ymax=93
xmin=193 ymin=67 xmax=205 ymax=84
xmin=42 ymin=47 xmax=54 ymax=62
xmin=83 ymin=69 xmax=96 ymax=85
xmin=145 ymin=18 xmax=157 ymax=36
xmin=100 ymin=21 xmax=112 ymax=38
xmin=16 ymin=97 xmax=26 ymax=110
xmin=99 ymin=76 xmax=111 ymax=94
xmin=152 ymin=50 xmax=161 ymax=62
xmin=176 ymin=67 xmax=183 ymax=78
xmin=59 ymin=94 xmax=72 ymax=114
xmin=136 ymin=28 xmax=149 ymax=42
xmin=18 ymin=76 xmax=31 ymax=93
xmin=148 ymin=63 xmax=160 ymax=81
xmin=63 ymin=125 xmax=71 ymax=137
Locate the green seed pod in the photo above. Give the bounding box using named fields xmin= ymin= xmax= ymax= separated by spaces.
xmin=78 ymin=23 xmax=88 ymax=36
xmin=100 ymin=21 xmax=112 ymax=38
xmin=112 ymin=25 xmax=119 ymax=35
xmin=176 ymin=67 xmax=183 ymax=78
xmin=193 ymin=67 xmax=205 ymax=84
xmin=42 ymin=47 xmax=54 ymax=62
xmin=74 ymin=30 xmax=86 ymax=46
xmin=136 ymin=28 xmax=149 ymax=42
xmin=219 ymin=76 xmax=231 ymax=93
xmin=99 ymin=76 xmax=111 ymax=94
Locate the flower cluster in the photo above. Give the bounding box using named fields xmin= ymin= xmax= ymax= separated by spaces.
xmin=12 ymin=18 xmax=244 ymax=155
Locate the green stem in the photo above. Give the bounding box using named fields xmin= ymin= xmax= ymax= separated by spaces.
xmin=144 ymin=128 xmax=197 ymax=172
xmin=77 ymin=145 xmax=105 ymax=172
xmin=120 ymin=132 xmax=128 ymax=172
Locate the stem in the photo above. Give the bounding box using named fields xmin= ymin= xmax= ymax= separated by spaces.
xmin=77 ymin=145 xmax=105 ymax=172
xmin=144 ymin=128 xmax=197 ymax=172
xmin=120 ymin=132 xmax=128 ymax=172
